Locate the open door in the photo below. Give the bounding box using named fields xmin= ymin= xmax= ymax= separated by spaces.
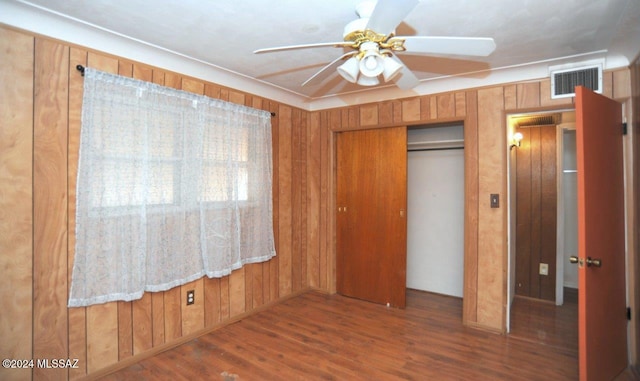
xmin=574 ymin=86 xmax=627 ymax=380
xmin=337 ymin=126 xmax=407 ymax=308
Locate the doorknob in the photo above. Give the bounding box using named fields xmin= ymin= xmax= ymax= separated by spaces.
xmin=569 ymin=256 xmax=601 ymax=267
xmin=569 ymin=256 xmax=585 ymax=267
xmin=586 ymin=257 xmax=602 ymax=267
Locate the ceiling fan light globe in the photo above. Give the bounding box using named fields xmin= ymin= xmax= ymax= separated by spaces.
xmin=357 ymin=75 xmax=379 ymax=86
xmin=382 ymin=56 xmax=403 ymax=82
xmin=365 ymin=56 xmax=377 ymax=70
xmin=359 ymin=52 xmax=384 ymax=77
xmin=337 ymin=57 xmax=360 ymax=83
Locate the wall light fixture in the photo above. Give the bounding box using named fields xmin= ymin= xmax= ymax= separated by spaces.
xmin=510 ymin=132 xmax=523 ymax=150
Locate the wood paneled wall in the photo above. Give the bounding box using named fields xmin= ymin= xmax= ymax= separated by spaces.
xmin=0 ymin=27 xmax=34 ymax=381
xmin=0 ymin=25 xmax=326 ymax=380
xmin=514 ymin=125 xmax=557 ymax=301
xmin=315 ymin=69 xmax=633 ymax=333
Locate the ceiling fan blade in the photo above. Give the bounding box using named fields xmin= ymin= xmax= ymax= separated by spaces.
xmin=389 ymin=55 xmax=420 ymax=90
xmin=401 ymin=36 xmax=497 ymax=57
xmin=365 ymin=0 xmax=419 ymax=35
xmin=254 ymin=41 xmax=353 ymax=54
xmin=301 ymin=51 xmax=358 ymax=87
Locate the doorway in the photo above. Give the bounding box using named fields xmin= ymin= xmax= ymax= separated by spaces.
xmin=336 ymin=123 xmax=465 ymax=311
xmin=406 ymin=124 xmax=465 ymax=298
xmin=507 ymin=110 xmax=578 ymax=339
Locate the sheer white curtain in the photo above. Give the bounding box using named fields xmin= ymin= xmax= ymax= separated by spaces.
xmin=69 ymin=68 xmax=275 ymax=307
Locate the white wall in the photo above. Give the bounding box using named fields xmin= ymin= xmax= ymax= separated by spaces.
xmin=406 ymin=126 xmax=465 ymax=297
xmin=562 ymin=129 xmax=579 ymax=288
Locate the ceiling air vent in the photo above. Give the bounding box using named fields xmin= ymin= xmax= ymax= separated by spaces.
xmin=550 ymin=63 xmax=602 ymax=99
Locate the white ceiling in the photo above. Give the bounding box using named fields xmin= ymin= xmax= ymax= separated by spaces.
xmin=2 ymin=0 xmax=640 ymax=110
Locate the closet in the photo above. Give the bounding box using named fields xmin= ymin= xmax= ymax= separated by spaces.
xmin=336 ymin=124 xmax=465 ymax=305
xmin=407 ymin=125 xmax=465 ymax=297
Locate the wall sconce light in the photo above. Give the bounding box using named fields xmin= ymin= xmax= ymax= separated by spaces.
xmin=510 ymin=132 xmax=523 ymax=150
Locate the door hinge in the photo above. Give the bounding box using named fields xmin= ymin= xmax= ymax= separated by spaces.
xmin=623 ymin=122 xmax=628 ymax=135
xmin=628 ymin=307 xmax=632 ymax=321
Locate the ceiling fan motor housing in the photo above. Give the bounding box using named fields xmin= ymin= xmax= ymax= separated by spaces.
xmin=343 ymin=18 xmax=368 ymax=39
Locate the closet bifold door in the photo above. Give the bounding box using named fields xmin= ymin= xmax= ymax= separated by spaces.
xmin=336 ymin=126 xmax=407 ymax=308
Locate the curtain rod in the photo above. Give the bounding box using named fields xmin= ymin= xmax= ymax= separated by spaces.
xmin=75 ymin=65 xmax=276 ymax=117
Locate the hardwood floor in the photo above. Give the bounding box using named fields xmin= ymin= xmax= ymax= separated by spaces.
xmin=99 ymin=289 xmax=581 ymax=380
xmin=510 ymin=287 xmax=578 ymax=352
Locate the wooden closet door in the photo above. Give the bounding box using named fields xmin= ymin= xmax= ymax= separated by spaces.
xmin=337 ymin=126 xmax=407 ymax=308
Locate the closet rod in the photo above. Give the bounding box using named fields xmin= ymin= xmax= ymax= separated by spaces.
xmin=408 ymin=146 xmax=464 ymax=152
xmin=75 ymin=64 xmax=276 ymax=117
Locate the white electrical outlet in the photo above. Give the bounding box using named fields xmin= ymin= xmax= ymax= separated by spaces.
xmin=539 ymin=263 xmax=549 ymax=276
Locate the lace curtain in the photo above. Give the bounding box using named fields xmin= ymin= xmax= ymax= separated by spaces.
xmin=69 ymin=68 xmax=276 ymax=307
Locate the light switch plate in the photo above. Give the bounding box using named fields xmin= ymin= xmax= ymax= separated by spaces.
xmin=490 ymin=194 xmax=499 ymax=208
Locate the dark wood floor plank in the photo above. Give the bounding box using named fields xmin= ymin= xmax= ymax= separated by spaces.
xmin=99 ymin=289 xmax=579 ymax=381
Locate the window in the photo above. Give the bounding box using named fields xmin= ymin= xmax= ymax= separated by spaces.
xmin=69 ymin=68 xmax=276 ymax=307
xmin=90 ymin=114 xmax=252 ymax=209
xmin=199 ymin=126 xmax=250 ymax=203
xmin=88 ymin=130 xmax=179 ymax=208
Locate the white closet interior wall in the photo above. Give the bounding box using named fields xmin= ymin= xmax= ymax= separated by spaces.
xmin=407 ymin=125 xmax=465 ymax=297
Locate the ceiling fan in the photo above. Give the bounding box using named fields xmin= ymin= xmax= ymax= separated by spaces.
xmin=254 ymin=0 xmax=496 ymax=90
